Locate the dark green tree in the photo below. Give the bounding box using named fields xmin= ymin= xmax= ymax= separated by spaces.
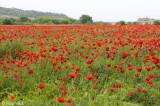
xmin=80 ymin=15 xmax=93 ymax=24
xmin=2 ymin=18 xmax=15 ymax=25
xmin=116 ymin=21 xmax=126 ymax=25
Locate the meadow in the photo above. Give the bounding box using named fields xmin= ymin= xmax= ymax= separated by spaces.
xmin=0 ymin=25 xmax=160 ymax=106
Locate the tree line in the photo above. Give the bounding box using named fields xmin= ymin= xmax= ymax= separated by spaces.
xmin=0 ymin=15 xmax=94 ymax=25
xmin=0 ymin=15 xmax=160 ymax=25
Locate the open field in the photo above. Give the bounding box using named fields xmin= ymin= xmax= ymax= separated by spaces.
xmin=0 ymin=25 xmax=160 ymax=106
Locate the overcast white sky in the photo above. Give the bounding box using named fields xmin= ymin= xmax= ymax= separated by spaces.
xmin=0 ymin=0 xmax=160 ymax=21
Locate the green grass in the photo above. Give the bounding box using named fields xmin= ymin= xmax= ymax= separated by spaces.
xmin=0 ymin=25 xmax=160 ymax=106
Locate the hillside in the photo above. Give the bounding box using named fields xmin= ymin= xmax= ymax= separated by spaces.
xmin=0 ymin=7 xmax=68 ymax=18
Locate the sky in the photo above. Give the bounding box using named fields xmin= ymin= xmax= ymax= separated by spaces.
xmin=0 ymin=0 xmax=160 ymax=22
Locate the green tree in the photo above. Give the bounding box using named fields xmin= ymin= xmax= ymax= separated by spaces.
xmin=52 ymin=19 xmax=61 ymax=24
xmin=2 ymin=18 xmax=15 ymax=25
xmin=80 ymin=15 xmax=93 ymax=24
xmin=153 ymin=20 xmax=160 ymax=25
xmin=20 ymin=17 xmax=30 ymax=22
xmin=116 ymin=21 xmax=126 ymax=25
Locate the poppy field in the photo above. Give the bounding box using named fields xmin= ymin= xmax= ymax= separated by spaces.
xmin=0 ymin=25 xmax=160 ymax=106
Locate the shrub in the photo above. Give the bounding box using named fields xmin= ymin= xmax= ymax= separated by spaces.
xmin=153 ymin=20 xmax=160 ymax=25
xmin=132 ymin=22 xmax=138 ymax=25
xmin=36 ymin=17 xmax=53 ymax=24
xmin=2 ymin=18 xmax=15 ymax=25
xmin=116 ymin=21 xmax=126 ymax=25
xmin=19 ymin=17 xmax=30 ymax=22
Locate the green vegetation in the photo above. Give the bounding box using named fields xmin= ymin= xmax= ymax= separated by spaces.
xmin=0 ymin=17 xmax=81 ymax=25
xmin=153 ymin=20 xmax=160 ymax=25
xmin=0 ymin=40 xmax=25 ymax=61
xmin=2 ymin=18 xmax=15 ymax=25
xmin=0 ymin=14 xmax=94 ymax=25
xmin=80 ymin=15 xmax=93 ymax=24
xmin=116 ymin=21 xmax=126 ymax=25
xmin=19 ymin=17 xmax=30 ymax=22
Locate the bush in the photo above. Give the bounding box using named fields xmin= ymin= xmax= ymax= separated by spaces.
xmin=0 ymin=17 xmax=80 ymax=25
xmin=52 ymin=18 xmax=79 ymax=24
xmin=116 ymin=21 xmax=126 ymax=25
xmin=19 ymin=17 xmax=30 ymax=22
xmin=126 ymin=22 xmax=132 ymax=25
xmin=36 ymin=17 xmax=53 ymax=24
xmin=132 ymin=22 xmax=138 ymax=25
xmin=94 ymin=21 xmax=109 ymax=25
xmin=2 ymin=18 xmax=15 ymax=25
xmin=68 ymin=18 xmax=80 ymax=24
xmin=80 ymin=15 xmax=93 ymax=24
xmin=0 ymin=19 xmax=2 ymax=25
xmin=52 ymin=19 xmax=61 ymax=24
xmin=153 ymin=20 xmax=160 ymax=25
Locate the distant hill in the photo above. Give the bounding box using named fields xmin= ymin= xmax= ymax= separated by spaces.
xmin=0 ymin=7 xmax=68 ymax=18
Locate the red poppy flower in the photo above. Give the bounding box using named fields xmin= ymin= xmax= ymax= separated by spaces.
xmin=13 ymin=75 xmax=20 ymax=79
xmin=57 ymin=97 xmax=65 ymax=103
xmin=4 ymin=75 xmax=9 ymax=79
xmin=28 ymin=70 xmax=33 ymax=75
xmin=128 ymin=91 xmax=135 ymax=96
xmin=9 ymin=95 xmax=15 ymax=101
xmin=86 ymin=59 xmax=93 ymax=64
xmin=122 ymin=52 xmax=130 ymax=59
xmin=86 ymin=75 xmax=93 ymax=80
xmin=110 ymin=88 xmax=115 ymax=92
xmin=38 ymin=83 xmax=45 ymax=89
